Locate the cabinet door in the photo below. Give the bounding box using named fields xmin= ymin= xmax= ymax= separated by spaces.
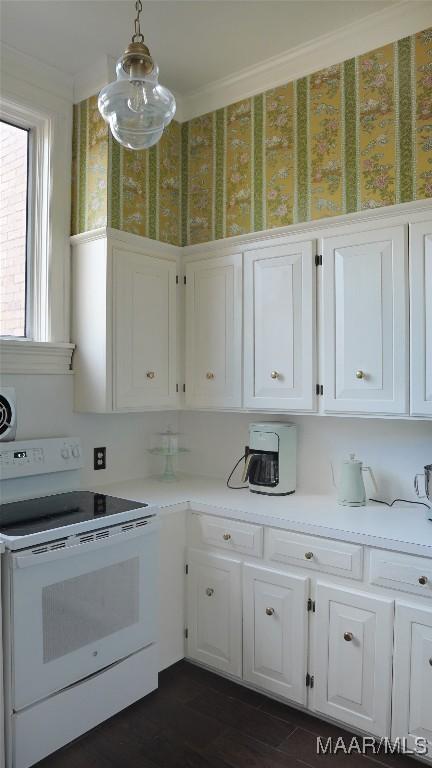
xmin=392 ymin=603 xmax=432 ymax=756
xmin=185 ymin=254 xmax=242 ymax=408
xmin=244 ymin=240 xmax=316 ymax=411
xmin=322 ymin=225 xmax=408 ymax=414
xmin=186 ymin=549 xmax=242 ymax=677
xmin=243 ymin=565 xmax=309 ymax=705
xmin=113 ymin=248 xmax=177 ymax=409
xmin=313 ymin=583 xmax=394 ymax=737
xmin=410 ymin=220 xmax=432 ymax=417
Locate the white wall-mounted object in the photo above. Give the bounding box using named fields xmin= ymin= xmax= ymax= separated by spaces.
xmin=71 ymin=229 xmax=181 ymax=413
xmin=392 ymin=602 xmax=432 ymax=756
xmin=185 ymin=254 xmax=242 ymax=409
xmin=410 ymin=220 xmax=432 ymax=417
xmin=322 ymin=224 xmax=408 ymax=415
xmin=244 ymin=240 xmax=316 ymax=411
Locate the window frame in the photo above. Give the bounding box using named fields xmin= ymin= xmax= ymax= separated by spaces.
xmin=0 ymin=116 xmax=31 ymax=339
xmin=0 ymin=98 xmax=52 ymax=342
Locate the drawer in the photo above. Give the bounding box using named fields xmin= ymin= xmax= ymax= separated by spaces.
xmin=193 ymin=514 xmax=263 ymax=558
xmin=267 ymin=529 xmax=363 ymax=579
xmin=370 ymin=549 xmax=432 ymax=598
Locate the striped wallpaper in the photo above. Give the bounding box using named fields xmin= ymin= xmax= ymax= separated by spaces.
xmin=71 ymin=27 xmax=432 ymax=246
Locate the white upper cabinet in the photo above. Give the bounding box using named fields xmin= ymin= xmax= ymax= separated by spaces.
xmin=410 ymin=220 xmax=432 ymax=417
xmin=72 ymin=232 xmax=180 ymax=412
xmin=322 ymin=225 xmax=408 ymax=415
xmin=244 ymin=240 xmax=316 ymax=411
xmin=114 ymin=248 xmax=177 ymax=410
xmin=185 ymin=254 xmax=242 ymax=409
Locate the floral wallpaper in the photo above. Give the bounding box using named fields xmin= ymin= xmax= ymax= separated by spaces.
xmin=72 ymin=27 xmax=432 ymax=246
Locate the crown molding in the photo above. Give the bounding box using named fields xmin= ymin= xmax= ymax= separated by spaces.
xmin=73 ymin=55 xmax=117 ymax=103
xmin=178 ymin=0 xmax=432 ymax=122
xmin=0 ymin=43 xmax=74 ymax=103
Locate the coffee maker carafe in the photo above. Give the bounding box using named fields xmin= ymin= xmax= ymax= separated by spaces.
xmin=242 ymin=423 xmax=296 ymax=495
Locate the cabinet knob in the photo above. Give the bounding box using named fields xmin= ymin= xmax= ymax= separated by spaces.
xmin=270 ymin=371 xmax=281 ymax=380
xmin=344 ymin=632 xmax=354 ymax=642
xmin=266 ymin=607 xmax=275 ymax=616
xmin=222 ymin=533 xmax=231 ymax=541
xmin=206 ymin=372 xmax=215 ymax=380
xmin=146 ymin=371 xmax=155 ymax=379
xmin=205 ymin=587 xmax=214 ymax=597
xmin=304 ymin=551 xmax=314 ymax=560
xmin=355 ymin=370 xmax=365 ymax=380
xmin=419 ymin=576 xmax=428 ymax=586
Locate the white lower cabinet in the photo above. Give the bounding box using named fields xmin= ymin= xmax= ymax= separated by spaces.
xmin=313 ymin=583 xmax=394 ymax=738
xmin=392 ymin=603 xmax=432 ymax=755
xmin=243 ymin=564 xmax=309 ymax=705
xmin=186 ymin=549 xmax=242 ymax=677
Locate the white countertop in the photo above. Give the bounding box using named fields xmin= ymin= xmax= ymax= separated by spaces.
xmin=94 ymin=475 xmax=432 ymax=558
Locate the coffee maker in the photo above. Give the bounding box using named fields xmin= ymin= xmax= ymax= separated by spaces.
xmin=242 ymin=423 xmax=296 ymax=495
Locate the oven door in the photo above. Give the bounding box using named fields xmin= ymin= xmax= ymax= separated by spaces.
xmin=10 ymin=518 xmax=159 ymax=711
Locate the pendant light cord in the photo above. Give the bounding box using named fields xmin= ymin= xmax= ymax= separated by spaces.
xmin=132 ymin=0 xmax=144 ymax=43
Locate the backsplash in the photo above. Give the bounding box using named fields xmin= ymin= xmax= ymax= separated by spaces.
xmin=71 ymin=28 xmax=432 ymax=246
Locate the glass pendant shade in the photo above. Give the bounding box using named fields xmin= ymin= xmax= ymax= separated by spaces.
xmin=99 ymin=47 xmax=176 ymax=150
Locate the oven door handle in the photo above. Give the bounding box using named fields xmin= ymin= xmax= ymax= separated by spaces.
xmin=12 ymin=518 xmax=159 ymax=569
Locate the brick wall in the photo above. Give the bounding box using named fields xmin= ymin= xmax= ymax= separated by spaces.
xmin=0 ymin=121 xmax=28 ymax=337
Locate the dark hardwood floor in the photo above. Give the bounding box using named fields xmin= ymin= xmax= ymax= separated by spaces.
xmin=36 ymin=661 xmax=416 ymax=768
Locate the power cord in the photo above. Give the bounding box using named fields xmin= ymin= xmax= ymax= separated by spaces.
xmin=370 ymin=497 xmax=431 ymax=511
xmin=227 ymin=454 xmax=248 ymax=490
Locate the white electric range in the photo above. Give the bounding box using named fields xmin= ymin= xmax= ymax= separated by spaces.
xmin=0 ymin=437 xmax=159 ymax=768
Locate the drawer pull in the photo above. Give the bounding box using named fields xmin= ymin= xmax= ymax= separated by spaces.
xmin=304 ymin=551 xmax=314 ymax=560
xmin=222 ymin=533 xmax=231 ymax=541
xmin=146 ymin=371 xmax=155 ymax=379
xmin=344 ymin=632 xmax=354 ymax=642
xmin=266 ymin=607 xmax=275 ymax=616
xmin=205 ymin=587 xmax=214 ymax=597
xmin=419 ymin=576 xmax=428 ymax=586
xmin=206 ymin=372 xmax=215 ymax=380
xmin=355 ymin=370 xmax=365 ymax=379
xmin=270 ymin=371 xmax=281 ymax=380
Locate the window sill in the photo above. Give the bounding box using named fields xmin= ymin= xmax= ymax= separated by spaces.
xmin=0 ymin=339 xmax=75 ymax=374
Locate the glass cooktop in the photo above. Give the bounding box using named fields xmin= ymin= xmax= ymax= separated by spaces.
xmin=0 ymin=491 xmax=147 ymax=536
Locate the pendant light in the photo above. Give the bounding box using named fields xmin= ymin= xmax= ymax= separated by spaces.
xmin=98 ymin=0 xmax=176 ymax=150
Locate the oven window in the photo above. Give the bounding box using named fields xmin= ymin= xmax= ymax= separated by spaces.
xmin=42 ymin=558 xmax=140 ymax=663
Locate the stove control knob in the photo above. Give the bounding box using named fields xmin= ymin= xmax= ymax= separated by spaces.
xmin=71 ymin=446 xmax=80 ymax=458
xmin=61 ymin=447 xmax=71 ymax=459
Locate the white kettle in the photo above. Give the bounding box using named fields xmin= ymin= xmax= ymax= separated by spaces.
xmin=331 ymin=453 xmax=377 ymax=506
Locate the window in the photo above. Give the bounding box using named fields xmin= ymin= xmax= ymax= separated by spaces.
xmin=0 ymin=119 xmax=30 ymax=337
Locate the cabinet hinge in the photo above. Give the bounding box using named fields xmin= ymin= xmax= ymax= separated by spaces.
xmin=307 ymin=598 xmax=316 ymax=613
xmin=176 ymin=383 xmax=179 ymax=393
xmin=176 ymin=275 xmax=179 ymax=284
xmin=306 ymin=673 xmax=314 ymax=688
xmin=316 ymin=384 xmax=323 ymax=396
xmin=184 ymin=628 xmax=188 ymax=639
xmin=183 ymin=384 xmax=186 ymax=393
xmin=185 ymin=564 xmax=189 ymax=574
xmin=184 ymin=275 xmax=187 ymax=285
xmin=315 ymin=254 xmax=323 ymax=266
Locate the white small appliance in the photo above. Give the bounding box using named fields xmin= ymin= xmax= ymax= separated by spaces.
xmin=331 ymin=453 xmax=376 ymax=506
xmin=0 ymin=387 xmax=17 ymax=441
xmin=0 ymin=437 xmax=159 ymax=768
xmin=242 ymin=422 xmax=296 ymax=495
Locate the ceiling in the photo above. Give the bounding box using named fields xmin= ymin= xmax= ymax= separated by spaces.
xmin=1 ymin=0 xmax=397 ymax=97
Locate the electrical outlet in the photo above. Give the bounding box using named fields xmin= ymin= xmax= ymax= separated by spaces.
xmin=94 ymin=447 xmax=106 ymax=470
